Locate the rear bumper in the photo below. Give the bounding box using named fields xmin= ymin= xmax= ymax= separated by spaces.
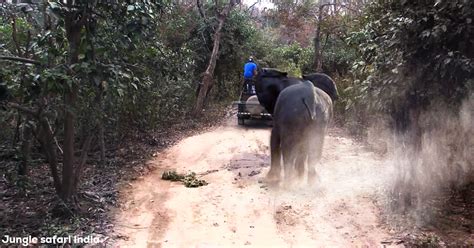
xmin=232 ymin=101 xmax=272 ymax=120
xmin=237 ymin=112 xmax=272 ymax=120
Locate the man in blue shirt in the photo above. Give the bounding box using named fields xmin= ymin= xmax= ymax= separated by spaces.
xmin=243 ymin=56 xmax=257 ymax=94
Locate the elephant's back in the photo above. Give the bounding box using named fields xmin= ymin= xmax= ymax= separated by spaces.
xmin=273 ymin=83 xmax=332 ymax=125
xmin=313 ymin=87 xmax=333 ymax=121
xmin=256 ymin=77 xmax=300 ymax=114
xmin=303 ymin=73 xmax=338 ymax=101
xmin=273 ymin=83 xmax=316 ymax=121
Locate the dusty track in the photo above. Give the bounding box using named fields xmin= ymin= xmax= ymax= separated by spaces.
xmin=113 ymin=118 xmax=400 ymax=247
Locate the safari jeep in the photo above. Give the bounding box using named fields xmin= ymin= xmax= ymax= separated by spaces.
xmin=234 ymin=89 xmax=272 ymax=125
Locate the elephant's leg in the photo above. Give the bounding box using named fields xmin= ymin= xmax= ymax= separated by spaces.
xmin=281 ymin=135 xmax=297 ymax=182
xmin=308 ymin=127 xmax=325 ymax=185
xmin=266 ymin=127 xmax=281 ymax=182
xmin=295 ymin=138 xmax=308 ymax=181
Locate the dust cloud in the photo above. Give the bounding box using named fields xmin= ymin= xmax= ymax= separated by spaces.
xmin=371 ymin=94 xmax=474 ymax=224
xmin=113 ymin=97 xmax=472 ymax=246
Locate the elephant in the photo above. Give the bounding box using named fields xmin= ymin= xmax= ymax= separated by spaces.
xmin=254 ymin=68 xmax=301 ymax=114
xmin=302 ymin=73 xmax=339 ymax=102
xmin=255 ymin=68 xmax=338 ymax=115
xmin=266 ymin=80 xmax=338 ymax=184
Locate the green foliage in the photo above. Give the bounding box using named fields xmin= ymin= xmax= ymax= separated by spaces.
xmin=0 ymin=2 xmax=190 ymax=202
xmin=0 ymin=0 xmax=259 ymax=204
xmin=182 ymin=7 xmax=269 ymax=102
xmin=214 ymin=10 xmax=260 ymax=100
xmin=1 ymin=0 xmax=262 ymax=135
xmin=319 ymin=37 xmax=357 ymax=76
xmin=347 ymin=0 xmax=474 ymax=115
xmin=262 ymin=43 xmax=312 ymax=77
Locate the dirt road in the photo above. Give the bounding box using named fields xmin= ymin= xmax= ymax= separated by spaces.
xmin=113 ymin=118 xmax=400 ymax=247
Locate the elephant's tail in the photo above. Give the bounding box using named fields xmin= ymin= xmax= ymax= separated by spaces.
xmin=302 ymin=80 xmax=316 ymax=120
xmin=302 ymin=98 xmax=316 ymax=120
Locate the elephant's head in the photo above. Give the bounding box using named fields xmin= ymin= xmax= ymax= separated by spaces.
xmin=302 ymin=73 xmax=338 ymax=102
xmin=255 ymin=68 xmax=296 ymax=114
xmin=257 ymin=68 xmax=288 ymax=78
xmin=255 ymin=69 xmax=338 ymax=114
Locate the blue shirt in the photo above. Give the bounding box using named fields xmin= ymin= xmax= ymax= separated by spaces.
xmin=243 ymin=62 xmax=257 ymax=79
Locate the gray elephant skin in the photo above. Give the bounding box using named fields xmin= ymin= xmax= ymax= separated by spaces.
xmin=255 ymin=68 xmax=337 ymax=114
xmin=264 ymin=75 xmax=338 ymax=184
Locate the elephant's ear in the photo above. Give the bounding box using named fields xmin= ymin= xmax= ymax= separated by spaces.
xmin=302 ymin=73 xmax=338 ymax=101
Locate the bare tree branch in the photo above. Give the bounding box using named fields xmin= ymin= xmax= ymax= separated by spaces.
xmin=72 ymin=133 xmax=93 ymax=191
xmin=10 ymin=15 xmax=23 ymax=56
xmin=0 ymin=56 xmax=41 ymax=65
xmin=196 ymin=0 xmax=207 ymax=19
xmin=323 ymin=32 xmax=330 ymax=50
xmin=193 ymin=0 xmax=237 ymax=115
xmin=7 ymin=103 xmax=38 ymax=117
xmin=37 ymin=115 xmax=62 ymax=194
xmin=46 ymin=118 xmax=63 ymax=155
xmin=247 ymin=1 xmax=259 ymax=11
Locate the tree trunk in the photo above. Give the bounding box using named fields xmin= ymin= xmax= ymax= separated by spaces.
xmin=60 ymin=3 xmax=83 ymax=202
xmin=61 ymin=88 xmax=77 ymax=201
xmin=18 ymin=118 xmax=32 ymax=176
xmin=96 ymin=91 xmax=106 ymax=164
xmin=99 ymin=115 xmax=106 ymax=164
xmin=73 ymin=134 xmax=93 ymax=192
xmin=87 ymin=17 xmax=106 ymax=165
xmin=193 ymin=1 xmax=236 ymax=116
xmin=12 ymin=114 xmax=21 ymax=148
xmin=313 ymin=4 xmax=324 ymax=72
xmin=37 ymin=115 xmax=62 ymax=194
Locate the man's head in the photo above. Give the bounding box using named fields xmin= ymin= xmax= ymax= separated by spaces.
xmin=248 ymin=56 xmax=254 ymax=62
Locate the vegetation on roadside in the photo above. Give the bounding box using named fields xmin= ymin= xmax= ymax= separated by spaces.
xmin=0 ymin=0 xmax=254 ymax=206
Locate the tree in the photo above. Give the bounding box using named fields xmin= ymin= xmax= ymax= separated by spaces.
xmin=312 ymin=2 xmax=327 ymax=72
xmin=0 ymin=0 xmax=169 ymax=209
xmin=193 ymin=0 xmax=238 ymax=116
xmin=343 ymin=0 xmax=474 ymax=198
xmin=312 ymin=0 xmax=362 ymax=72
xmin=348 ymin=0 xmax=473 ymax=128
xmin=1 ymin=0 xmax=260 ymax=212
